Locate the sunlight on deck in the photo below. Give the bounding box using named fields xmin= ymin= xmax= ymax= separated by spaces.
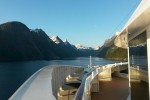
xmin=91 ymin=76 xmax=129 ymax=100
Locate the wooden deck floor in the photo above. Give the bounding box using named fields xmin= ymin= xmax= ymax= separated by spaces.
xmin=91 ymin=76 xmax=129 ymax=100
xmin=131 ymin=81 xmax=149 ymax=100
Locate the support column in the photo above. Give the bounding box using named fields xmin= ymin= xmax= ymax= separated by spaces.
xmin=98 ymin=68 xmax=112 ymax=81
xmin=91 ymin=75 xmax=99 ymax=92
xmin=146 ymin=25 xmax=150 ymax=100
xmin=127 ymin=28 xmax=131 ymax=100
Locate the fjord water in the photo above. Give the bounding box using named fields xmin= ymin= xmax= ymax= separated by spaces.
xmin=0 ymin=57 xmax=117 ymax=100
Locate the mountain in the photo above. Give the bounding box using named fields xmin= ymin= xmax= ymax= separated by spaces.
xmin=64 ymin=39 xmax=71 ymax=46
xmin=50 ymin=36 xmax=64 ymax=44
xmin=64 ymin=40 xmax=77 ymax=50
xmin=49 ymin=36 xmax=79 ymax=58
xmin=97 ymin=33 xmax=128 ymax=61
xmin=0 ymin=21 xmax=58 ymax=61
xmin=0 ymin=21 xmax=97 ymax=62
xmin=75 ymin=44 xmax=96 ymax=57
xmin=50 ymin=36 xmax=96 ymax=57
xmin=75 ymin=44 xmax=92 ymax=50
xmin=104 ymin=30 xmax=146 ymax=61
xmin=94 ymin=46 xmax=100 ymax=50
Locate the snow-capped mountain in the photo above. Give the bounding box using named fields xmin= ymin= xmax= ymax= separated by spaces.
xmin=50 ymin=36 xmax=63 ymax=44
xmin=94 ymin=46 xmax=100 ymax=50
xmin=50 ymin=36 xmax=95 ymax=50
xmin=130 ymin=42 xmax=146 ymax=47
xmin=49 ymin=36 xmax=96 ymax=57
xmin=75 ymin=44 xmax=93 ymax=50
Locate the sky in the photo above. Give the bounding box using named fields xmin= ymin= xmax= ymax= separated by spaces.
xmin=0 ymin=0 xmax=141 ymax=48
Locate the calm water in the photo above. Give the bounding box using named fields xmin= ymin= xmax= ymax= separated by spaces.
xmin=0 ymin=57 xmax=117 ymax=100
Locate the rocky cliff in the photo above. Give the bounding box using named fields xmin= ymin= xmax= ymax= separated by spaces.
xmin=97 ymin=32 xmax=128 ymax=61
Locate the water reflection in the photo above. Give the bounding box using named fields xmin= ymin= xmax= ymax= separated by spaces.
xmin=129 ymin=31 xmax=149 ymax=100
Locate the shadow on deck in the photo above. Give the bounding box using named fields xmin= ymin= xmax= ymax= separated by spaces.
xmin=131 ymin=81 xmax=149 ymax=100
xmin=91 ymin=76 xmax=129 ymax=100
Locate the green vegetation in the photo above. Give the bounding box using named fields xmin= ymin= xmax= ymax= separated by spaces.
xmin=105 ymin=46 xmax=128 ymax=61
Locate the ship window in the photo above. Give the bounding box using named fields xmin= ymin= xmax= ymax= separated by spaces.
xmin=128 ymin=30 xmax=149 ymax=100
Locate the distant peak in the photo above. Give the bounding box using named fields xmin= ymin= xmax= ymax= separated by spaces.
xmin=0 ymin=21 xmax=30 ymax=31
xmin=94 ymin=46 xmax=100 ymax=50
xmin=75 ymin=44 xmax=93 ymax=50
xmin=64 ymin=39 xmax=68 ymax=43
xmin=51 ymin=36 xmax=58 ymax=38
xmin=64 ymin=39 xmax=71 ymax=45
xmin=50 ymin=36 xmax=63 ymax=44
xmin=50 ymin=36 xmax=59 ymax=40
xmin=1 ymin=21 xmax=26 ymax=26
xmin=75 ymin=43 xmax=82 ymax=46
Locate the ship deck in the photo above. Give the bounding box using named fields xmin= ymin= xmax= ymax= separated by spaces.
xmin=91 ymin=76 xmax=129 ymax=100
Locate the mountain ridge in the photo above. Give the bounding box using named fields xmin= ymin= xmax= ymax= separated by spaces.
xmin=0 ymin=21 xmax=96 ymax=62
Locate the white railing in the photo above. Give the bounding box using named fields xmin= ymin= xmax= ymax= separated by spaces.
xmin=75 ymin=62 xmax=128 ymax=100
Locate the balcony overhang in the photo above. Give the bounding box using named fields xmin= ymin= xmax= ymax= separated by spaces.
xmin=120 ymin=0 xmax=150 ymax=35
